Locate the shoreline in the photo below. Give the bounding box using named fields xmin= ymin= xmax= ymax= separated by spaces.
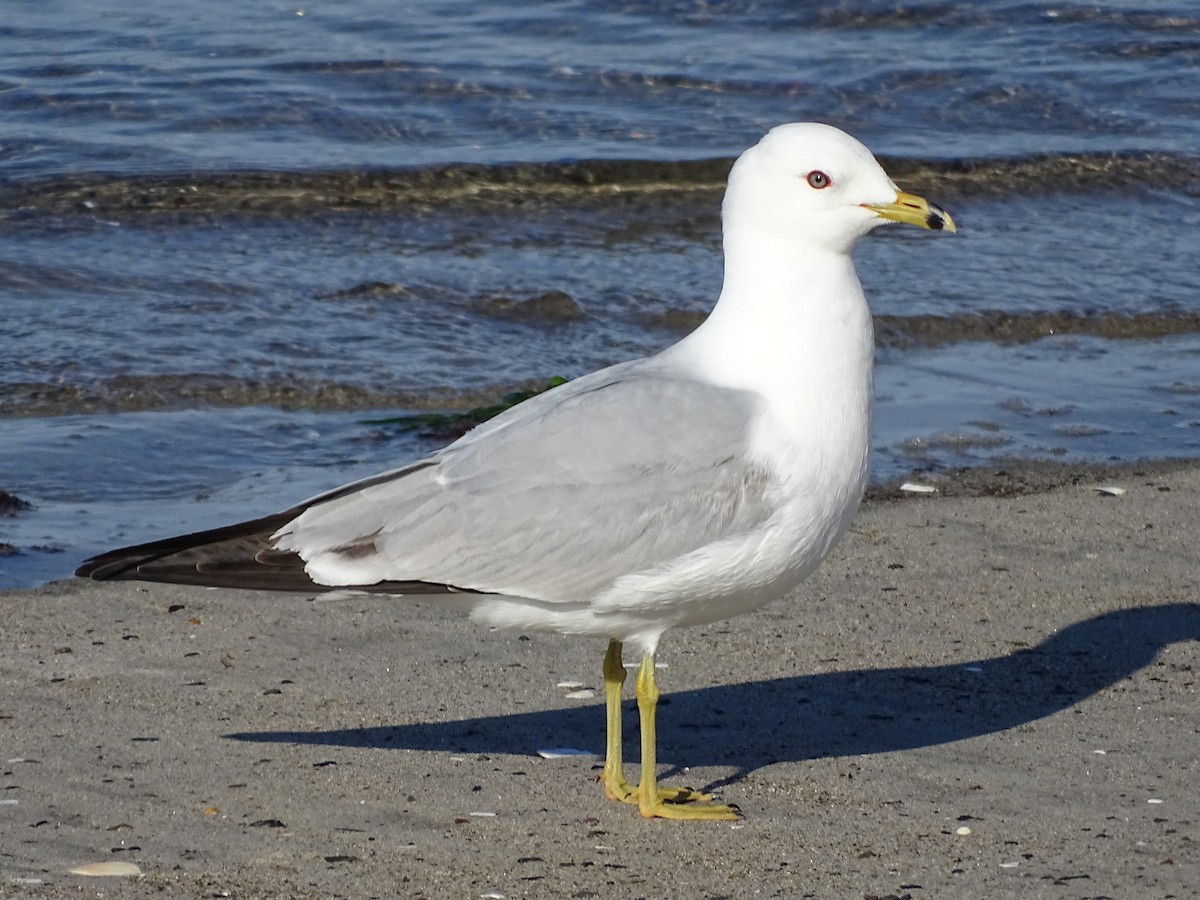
xmin=1 ymin=460 xmax=1197 ymax=897
xmin=865 ymin=454 xmax=1200 ymax=499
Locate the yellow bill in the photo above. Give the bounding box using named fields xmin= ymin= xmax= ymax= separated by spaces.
xmin=863 ymin=190 xmax=956 ymax=232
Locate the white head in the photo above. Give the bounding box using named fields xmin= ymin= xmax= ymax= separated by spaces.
xmin=722 ymin=122 xmax=954 ymax=256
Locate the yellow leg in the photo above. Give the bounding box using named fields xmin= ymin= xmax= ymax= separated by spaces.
xmin=601 ymin=639 xmax=637 ymax=802
xmin=599 ymin=641 xmax=716 ymax=808
xmin=635 ymin=653 xmax=741 ymax=821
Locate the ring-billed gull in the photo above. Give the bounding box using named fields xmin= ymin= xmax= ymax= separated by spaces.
xmin=77 ymin=122 xmax=955 ymax=820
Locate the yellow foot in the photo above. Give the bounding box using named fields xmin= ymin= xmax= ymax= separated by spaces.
xmin=639 ymin=797 xmax=742 ymax=821
xmin=659 ymin=785 xmax=714 ymax=804
xmin=602 ymin=773 xmax=637 ymax=803
xmin=604 ymin=775 xmax=713 ymax=805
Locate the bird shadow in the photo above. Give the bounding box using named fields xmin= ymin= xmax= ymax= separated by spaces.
xmin=229 ymin=603 xmax=1199 ymax=788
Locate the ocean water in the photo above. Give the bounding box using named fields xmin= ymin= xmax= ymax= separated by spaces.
xmin=4 ymin=0 xmax=1200 ymax=587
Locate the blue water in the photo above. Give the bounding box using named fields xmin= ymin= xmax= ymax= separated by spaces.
xmin=4 ymin=0 xmax=1200 ymax=587
xmin=5 ymin=1 xmax=1200 ymax=176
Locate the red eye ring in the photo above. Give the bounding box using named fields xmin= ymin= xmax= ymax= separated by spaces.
xmin=806 ymin=170 xmax=832 ymax=189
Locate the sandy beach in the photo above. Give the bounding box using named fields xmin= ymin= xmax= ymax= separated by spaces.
xmin=2 ymin=461 xmax=1197 ymax=898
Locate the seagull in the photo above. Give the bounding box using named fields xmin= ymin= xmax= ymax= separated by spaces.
xmin=77 ymin=122 xmax=955 ymax=820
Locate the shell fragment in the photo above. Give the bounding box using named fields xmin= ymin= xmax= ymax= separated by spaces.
xmin=68 ymin=862 xmax=144 ymax=877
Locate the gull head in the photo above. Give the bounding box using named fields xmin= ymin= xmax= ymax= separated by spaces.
xmin=723 ymin=122 xmax=955 ymax=256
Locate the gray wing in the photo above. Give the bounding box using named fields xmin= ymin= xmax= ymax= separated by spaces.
xmin=276 ymin=361 xmax=778 ymax=602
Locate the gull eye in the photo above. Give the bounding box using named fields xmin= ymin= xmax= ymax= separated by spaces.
xmin=806 ymin=170 xmax=831 ymax=190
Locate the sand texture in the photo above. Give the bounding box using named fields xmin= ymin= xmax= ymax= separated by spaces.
xmin=1 ymin=464 xmax=1197 ymax=898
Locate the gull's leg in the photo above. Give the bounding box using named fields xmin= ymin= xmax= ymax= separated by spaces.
xmin=635 ymin=652 xmax=741 ymax=820
xmin=600 ymin=641 xmax=711 ymax=806
xmin=601 ymin=639 xmax=637 ymax=802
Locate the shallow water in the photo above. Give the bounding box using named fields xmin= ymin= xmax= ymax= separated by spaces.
xmin=4 ymin=0 xmax=1200 ymax=587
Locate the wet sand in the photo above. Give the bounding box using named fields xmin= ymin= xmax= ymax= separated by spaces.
xmin=2 ymin=462 xmax=1197 ymax=898
xmin=7 ymin=151 xmax=1199 ymax=221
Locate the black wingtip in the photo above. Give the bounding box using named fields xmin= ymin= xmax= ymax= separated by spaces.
xmin=72 ymin=509 xmax=300 ymax=584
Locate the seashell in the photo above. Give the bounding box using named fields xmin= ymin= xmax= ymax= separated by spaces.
xmin=68 ymin=861 xmax=143 ymax=877
xmin=536 ymin=747 xmax=593 ymax=759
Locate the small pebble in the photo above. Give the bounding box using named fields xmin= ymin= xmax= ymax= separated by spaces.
xmin=956 ymin=826 xmax=972 ymax=835
xmin=469 ymin=810 xmax=497 ymax=817
xmin=564 ymin=688 xmax=595 ymax=699
xmin=556 ymin=680 xmax=585 ymax=689
xmin=1148 ymin=798 xmax=1164 ymax=804
xmin=537 ymin=748 xmax=593 ymax=759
